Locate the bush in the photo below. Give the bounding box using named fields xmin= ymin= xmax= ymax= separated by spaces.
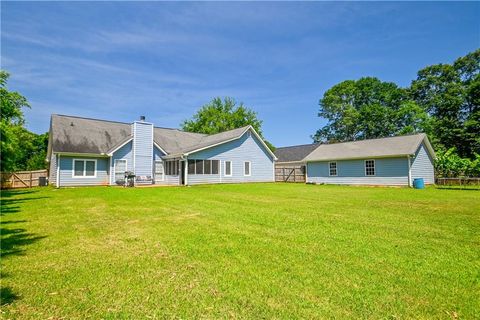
xmin=435 ymin=148 xmax=480 ymax=177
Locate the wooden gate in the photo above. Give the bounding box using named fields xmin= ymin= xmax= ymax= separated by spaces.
xmin=1 ymin=170 xmax=48 ymax=189
xmin=275 ymin=165 xmax=306 ymax=183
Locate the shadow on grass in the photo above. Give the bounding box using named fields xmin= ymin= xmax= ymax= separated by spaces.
xmin=0 ymin=287 xmax=19 ymax=306
xmin=436 ymin=186 xmax=480 ymax=191
xmin=1 ymin=189 xmax=49 ymax=306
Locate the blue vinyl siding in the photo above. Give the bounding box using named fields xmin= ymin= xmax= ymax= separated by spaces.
xmin=110 ymin=141 xmax=133 ymax=185
xmin=307 ymin=157 xmax=409 ymax=185
xmin=133 ymin=122 xmax=153 ymax=183
xmin=411 ymin=143 xmax=435 ymax=184
xmin=186 ymin=130 xmax=274 ymax=185
xmin=154 ymin=145 xmax=164 ymax=160
xmin=58 ymin=156 xmax=109 ymax=186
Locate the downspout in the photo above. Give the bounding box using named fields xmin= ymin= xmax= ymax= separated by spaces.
xmin=109 ymin=156 xmax=112 ymax=186
xmin=56 ymin=154 xmax=60 ymax=188
xmin=305 ymin=161 xmax=308 ymax=184
xmin=407 ymin=155 xmax=411 ymax=187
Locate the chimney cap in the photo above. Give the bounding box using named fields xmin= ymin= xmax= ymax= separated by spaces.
xmin=139 ymin=115 xmax=146 ymax=121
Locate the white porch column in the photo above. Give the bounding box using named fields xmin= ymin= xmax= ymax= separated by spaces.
xmin=184 ymin=157 xmax=188 ymax=186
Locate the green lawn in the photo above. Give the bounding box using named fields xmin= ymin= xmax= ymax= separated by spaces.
xmin=1 ymin=184 xmax=479 ymax=319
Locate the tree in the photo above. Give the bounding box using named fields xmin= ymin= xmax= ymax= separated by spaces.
xmin=0 ymin=71 xmax=47 ymax=171
xmin=313 ymin=77 xmax=430 ymax=143
xmin=410 ymin=49 xmax=480 ymax=157
xmin=0 ymin=71 xmax=30 ymax=171
xmin=182 ymin=97 xmax=275 ymax=151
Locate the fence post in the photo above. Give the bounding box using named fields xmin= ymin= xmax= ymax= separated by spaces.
xmin=30 ymin=171 xmax=33 ymax=188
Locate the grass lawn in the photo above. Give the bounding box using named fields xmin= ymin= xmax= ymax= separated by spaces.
xmin=1 ymin=183 xmax=479 ymax=319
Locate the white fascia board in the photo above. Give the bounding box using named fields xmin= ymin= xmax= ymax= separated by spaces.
xmin=107 ymin=138 xmax=133 ymax=156
xmin=184 ymin=126 xmax=278 ymax=161
xmin=305 ymin=154 xmax=411 ymax=163
xmin=56 ymin=152 xmax=110 ymax=158
xmin=153 ymin=141 xmax=168 ymax=155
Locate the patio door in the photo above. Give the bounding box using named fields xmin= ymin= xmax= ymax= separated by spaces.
xmin=114 ymin=159 xmax=127 ymax=185
xmin=155 ymin=160 xmax=164 ymax=183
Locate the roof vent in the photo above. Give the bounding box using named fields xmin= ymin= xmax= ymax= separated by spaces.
xmin=139 ymin=115 xmax=146 ymax=122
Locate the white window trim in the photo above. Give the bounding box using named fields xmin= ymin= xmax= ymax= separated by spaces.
xmin=329 ymin=161 xmax=337 ymax=176
xmin=154 ymin=160 xmax=165 ymax=181
xmin=72 ymin=159 xmax=97 ymax=178
xmin=225 ymin=161 xmax=232 ymax=177
xmin=244 ymin=161 xmax=251 ymax=176
xmin=365 ymin=159 xmax=376 ymax=176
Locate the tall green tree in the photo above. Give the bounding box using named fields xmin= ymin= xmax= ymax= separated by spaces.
xmin=1 ymin=71 xmax=30 ymax=171
xmin=182 ymin=97 xmax=275 ymax=151
xmin=0 ymin=71 xmax=47 ymax=171
xmin=313 ymin=77 xmax=430 ymax=143
xmin=410 ymin=49 xmax=479 ymax=157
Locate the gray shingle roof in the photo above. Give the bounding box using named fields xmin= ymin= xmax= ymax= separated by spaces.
xmin=274 ymin=143 xmax=320 ymax=163
xmin=49 ymin=115 xmax=256 ymax=157
xmin=153 ymin=127 xmax=206 ymax=154
xmin=50 ymin=114 xmax=132 ymax=154
xmin=304 ymin=133 xmax=434 ymax=162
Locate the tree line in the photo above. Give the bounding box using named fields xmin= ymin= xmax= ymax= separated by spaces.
xmin=0 ymin=71 xmax=48 ymax=172
xmin=312 ymin=49 xmax=479 ymax=177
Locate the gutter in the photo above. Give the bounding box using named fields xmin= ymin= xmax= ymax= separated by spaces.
xmin=54 ymin=152 xmax=110 ymax=158
xmin=304 ymin=153 xmax=413 ymax=163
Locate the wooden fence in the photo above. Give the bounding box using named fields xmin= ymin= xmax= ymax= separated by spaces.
xmin=436 ymin=177 xmax=480 ymax=188
xmin=1 ymin=170 xmax=48 ymax=189
xmin=275 ymin=165 xmax=306 ymax=183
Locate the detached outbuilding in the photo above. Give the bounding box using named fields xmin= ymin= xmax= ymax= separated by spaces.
xmin=304 ymin=134 xmax=435 ymax=186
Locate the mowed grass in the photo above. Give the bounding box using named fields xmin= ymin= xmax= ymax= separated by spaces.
xmin=1 ymin=184 xmax=479 ymax=319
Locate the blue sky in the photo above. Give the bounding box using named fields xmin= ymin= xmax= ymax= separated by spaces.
xmin=1 ymin=2 xmax=479 ymax=147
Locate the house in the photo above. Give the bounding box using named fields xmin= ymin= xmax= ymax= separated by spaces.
xmin=303 ymin=134 xmax=435 ymax=186
xmin=46 ymin=115 xmax=277 ymax=187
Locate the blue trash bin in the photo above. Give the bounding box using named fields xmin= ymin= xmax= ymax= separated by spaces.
xmin=413 ymin=178 xmax=425 ymax=189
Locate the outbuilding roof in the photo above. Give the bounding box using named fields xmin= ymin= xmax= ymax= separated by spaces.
xmin=304 ymin=133 xmax=435 ymax=162
xmin=274 ymin=143 xmax=320 ymax=163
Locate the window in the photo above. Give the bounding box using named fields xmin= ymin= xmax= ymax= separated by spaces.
xmin=244 ymin=161 xmax=251 ymax=176
xmin=187 ymin=159 xmax=219 ymax=175
xmin=195 ymin=160 xmax=204 ymax=174
xmin=165 ymin=160 xmax=178 ymax=175
xmin=212 ymin=160 xmax=219 ymax=174
xmin=204 ymin=160 xmax=211 ymax=174
xmin=188 ymin=160 xmax=195 ymax=174
xmin=114 ymin=159 xmax=127 ymax=184
xmin=225 ymin=161 xmax=232 ymax=176
xmin=73 ymin=159 xmax=96 ymax=177
xmin=365 ymin=160 xmax=375 ymax=176
xmin=329 ymin=162 xmax=337 ymax=176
